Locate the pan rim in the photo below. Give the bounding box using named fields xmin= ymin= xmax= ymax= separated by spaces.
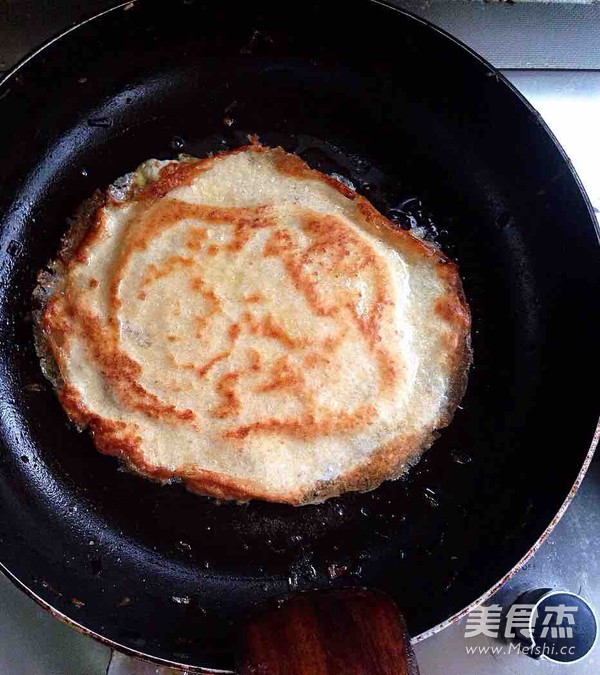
xmin=0 ymin=1 xmax=134 ymax=90
xmin=0 ymin=0 xmax=598 ymax=670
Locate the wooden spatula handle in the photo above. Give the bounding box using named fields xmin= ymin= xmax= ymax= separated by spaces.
xmin=238 ymin=589 xmax=419 ymax=675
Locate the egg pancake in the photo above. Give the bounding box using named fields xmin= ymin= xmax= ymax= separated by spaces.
xmin=35 ymin=144 xmax=471 ymax=505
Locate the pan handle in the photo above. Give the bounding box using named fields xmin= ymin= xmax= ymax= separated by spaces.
xmin=106 ymin=589 xmax=419 ymax=674
xmin=238 ymin=588 xmax=419 ymax=674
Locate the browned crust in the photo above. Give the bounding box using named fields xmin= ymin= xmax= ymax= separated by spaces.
xmin=317 ymin=261 xmax=472 ymax=505
xmin=34 ymin=142 xmax=472 ymax=506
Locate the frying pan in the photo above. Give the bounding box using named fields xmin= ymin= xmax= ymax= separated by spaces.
xmin=0 ymin=0 xmax=599 ymax=672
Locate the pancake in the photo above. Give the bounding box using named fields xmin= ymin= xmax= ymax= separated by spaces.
xmin=34 ymin=143 xmax=471 ymax=505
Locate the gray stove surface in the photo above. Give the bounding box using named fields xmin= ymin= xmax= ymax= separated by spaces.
xmin=0 ymin=3 xmax=599 ymax=674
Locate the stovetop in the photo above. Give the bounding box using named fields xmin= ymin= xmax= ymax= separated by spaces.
xmin=1 ymin=3 xmax=599 ymax=674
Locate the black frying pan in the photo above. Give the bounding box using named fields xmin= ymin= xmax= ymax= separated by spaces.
xmin=0 ymin=1 xmax=598 ymax=672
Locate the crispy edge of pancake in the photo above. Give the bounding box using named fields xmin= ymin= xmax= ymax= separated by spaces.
xmin=34 ymin=143 xmax=472 ymax=505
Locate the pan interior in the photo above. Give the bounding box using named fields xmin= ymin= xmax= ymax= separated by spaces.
xmin=0 ymin=1 xmax=598 ymax=669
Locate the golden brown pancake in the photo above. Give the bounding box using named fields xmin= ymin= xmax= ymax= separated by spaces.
xmin=34 ymin=144 xmax=471 ymax=505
